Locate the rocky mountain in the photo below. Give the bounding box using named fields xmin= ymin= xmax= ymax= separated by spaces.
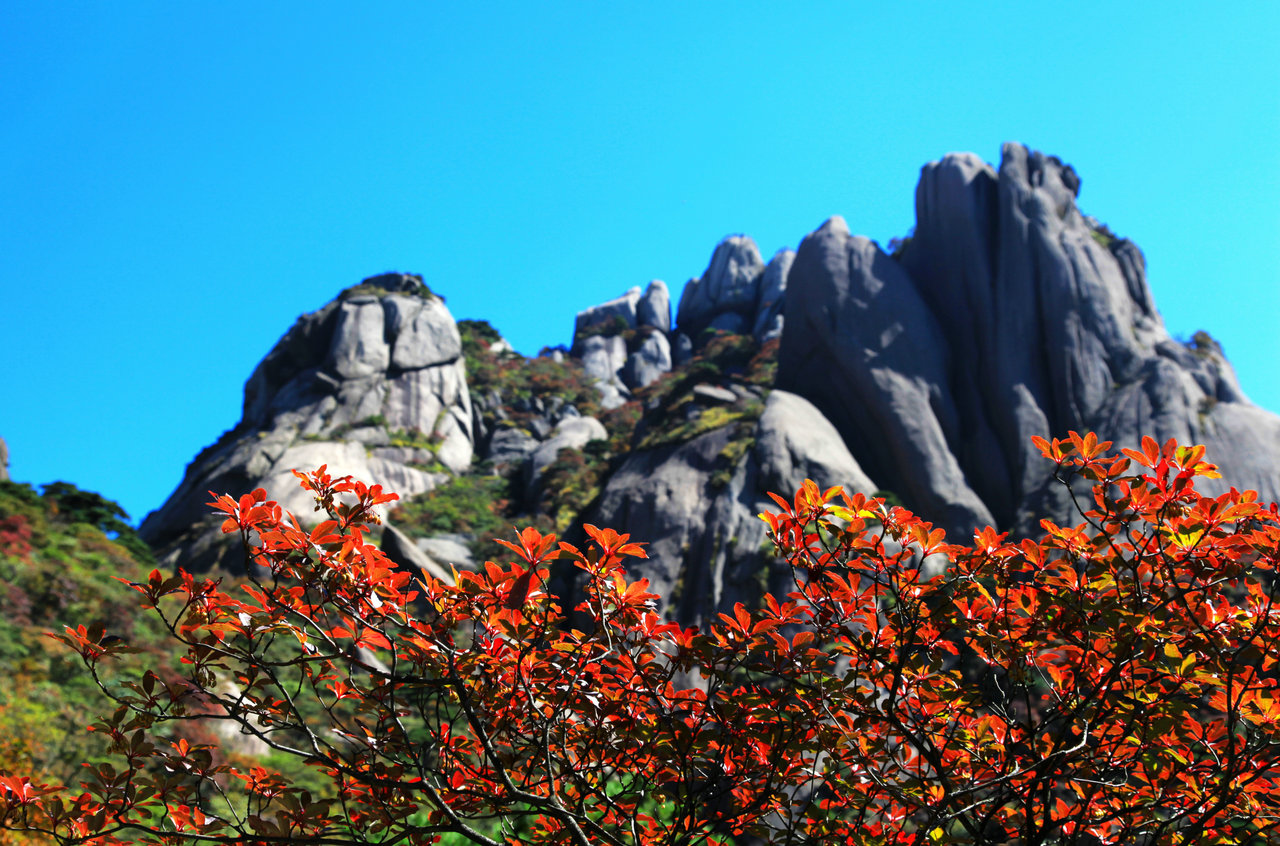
xmin=779 ymin=144 xmax=1279 ymax=538
xmin=140 ymin=273 xmax=474 ymax=571
xmin=139 ymin=143 xmax=1280 ymax=623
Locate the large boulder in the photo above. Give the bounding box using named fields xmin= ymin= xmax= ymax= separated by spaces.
xmin=777 ymin=216 xmax=995 ymax=539
xmin=637 ymin=280 xmax=672 ymax=332
xmin=753 ymin=390 xmax=875 ymax=496
xmin=586 ymin=390 xmax=876 ymax=625
xmin=140 ymin=273 xmax=474 ymax=571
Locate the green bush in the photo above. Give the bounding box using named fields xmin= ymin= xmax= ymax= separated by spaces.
xmin=392 ymin=474 xmax=513 ymax=562
xmin=0 ymin=481 xmax=171 ymax=784
xmin=1089 ymin=226 xmax=1119 ymax=250
xmin=338 ymin=274 xmax=437 ymax=302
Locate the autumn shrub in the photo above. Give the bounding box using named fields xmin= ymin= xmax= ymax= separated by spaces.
xmin=2 ymin=434 xmax=1280 ymax=845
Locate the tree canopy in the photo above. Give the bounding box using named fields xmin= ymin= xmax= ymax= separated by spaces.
xmin=1 ymin=433 xmax=1279 ymax=844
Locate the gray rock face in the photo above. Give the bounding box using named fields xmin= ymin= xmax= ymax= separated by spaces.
xmin=385 ymin=295 xmax=464 ymax=370
xmin=777 ymin=215 xmax=995 ymax=539
xmin=637 ymin=280 xmax=672 ymax=332
xmin=328 ymin=298 xmax=390 ymax=378
xmin=676 ymin=235 xmax=766 ymax=339
xmin=140 ymin=274 xmax=474 ymax=571
xmin=778 ymin=143 xmax=1280 ymax=538
xmin=0 ymin=437 xmax=7 ymax=482
xmin=707 ymin=312 xmax=749 ymax=334
xmin=752 ymin=249 xmax=793 ymax=341
xmin=586 ymin=390 xmax=876 ymax=626
xmin=574 ymin=287 xmax=641 ymax=337
xmin=578 ymin=334 xmax=631 ymax=409
xmin=621 ymin=331 xmax=672 ymax=389
xmin=580 ymin=335 xmax=628 ymax=384
xmin=672 ymin=333 xmax=694 ymax=366
xmin=754 ymin=390 xmax=877 ymax=496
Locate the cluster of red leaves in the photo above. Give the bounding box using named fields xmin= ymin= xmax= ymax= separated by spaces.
xmin=0 ymin=515 xmax=33 ymax=563
xmin=1 ymin=438 xmax=1280 ymax=845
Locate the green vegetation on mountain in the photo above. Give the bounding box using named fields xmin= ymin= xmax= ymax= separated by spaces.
xmin=391 ymin=329 xmax=778 ymax=567
xmin=0 ymin=482 xmax=168 ymax=790
xmin=460 ymin=319 xmax=602 ymax=427
xmin=633 ymin=333 xmax=775 ymax=451
xmin=338 ymin=272 xmax=437 ymax=302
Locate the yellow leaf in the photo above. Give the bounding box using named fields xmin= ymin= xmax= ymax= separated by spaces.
xmin=1172 ymin=528 xmax=1205 ymax=549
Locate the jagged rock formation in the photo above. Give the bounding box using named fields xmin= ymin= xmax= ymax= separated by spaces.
xmin=778 ymin=143 xmax=1280 ymax=538
xmin=0 ymin=437 xmax=8 ymax=482
xmin=778 ymin=218 xmax=996 ymax=537
xmin=674 ymin=238 xmax=794 ymax=347
xmin=753 ymin=249 xmax=792 ymax=341
xmin=139 ymin=143 xmax=1280 ymax=624
xmin=571 ymin=281 xmax=676 ymax=405
xmin=140 ymin=273 xmax=474 ymax=571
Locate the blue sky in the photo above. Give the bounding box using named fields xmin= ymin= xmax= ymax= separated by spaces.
xmin=3 ymin=3 xmax=1277 ymax=525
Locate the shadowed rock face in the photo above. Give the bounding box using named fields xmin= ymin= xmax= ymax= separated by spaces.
xmin=780 ymin=143 xmax=1280 ymax=538
xmin=140 ymin=273 xmax=474 ymax=571
xmin=777 ymin=216 xmax=995 ymax=538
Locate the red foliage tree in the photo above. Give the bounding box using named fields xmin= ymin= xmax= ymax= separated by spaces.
xmin=2 ymin=434 xmax=1280 ymax=844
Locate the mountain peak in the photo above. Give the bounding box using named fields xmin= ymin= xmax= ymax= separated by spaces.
xmin=139 ymin=145 xmax=1280 ymax=623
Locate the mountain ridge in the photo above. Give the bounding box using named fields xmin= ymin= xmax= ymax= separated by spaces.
xmin=136 ymin=142 xmax=1280 ymax=622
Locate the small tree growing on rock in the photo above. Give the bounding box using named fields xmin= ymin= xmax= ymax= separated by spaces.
xmin=1 ymin=433 xmax=1279 ymax=844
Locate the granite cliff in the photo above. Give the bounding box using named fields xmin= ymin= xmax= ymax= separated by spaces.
xmin=140 ymin=144 xmax=1280 ymax=623
xmin=140 ymin=273 xmax=473 ymax=571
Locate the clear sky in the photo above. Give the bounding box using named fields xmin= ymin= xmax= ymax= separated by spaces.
xmin=3 ymin=3 xmax=1277 ymax=525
